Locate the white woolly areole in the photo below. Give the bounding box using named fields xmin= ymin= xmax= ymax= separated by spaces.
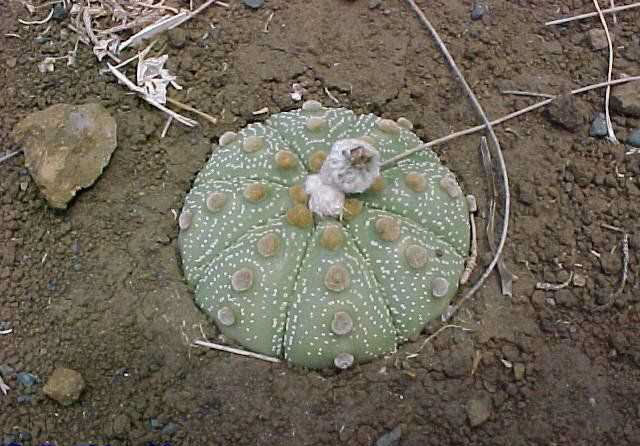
xmin=305 ymin=174 xmax=345 ymax=218
xmin=320 ymin=139 xmax=381 ymax=194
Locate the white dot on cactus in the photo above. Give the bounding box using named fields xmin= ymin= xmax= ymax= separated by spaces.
xmin=334 ymin=352 xmax=354 ymax=369
xmin=324 ymin=264 xmax=350 ymax=292
xmin=231 ymin=267 xmax=254 ymax=292
xmin=217 ymin=306 xmax=236 ymax=326
xmin=397 ymin=117 xmax=414 ymax=130
xmin=432 ymin=277 xmax=449 ymax=298
xmin=219 ymin=131 xmax=237 ymax=146
xmin=206 ymin=191 xmax=227 ymax=212
xmin=243 ymin=135 xmax=265 ymax=153
xmin=306 ymin=116 xmax=328 ymax=131
xmin=302 ymin=99 xmax=322 ymax=112
xmin=257 ymin=232 xmax=280 ymax=257
xmin=375 ymin=117 xmax=401 ymax=134
xmin=178 ymin=210 xmax=192 ymax=230
xmin=405 ymin=244 xmax=429 ymax=269
xmin=331 ymin=311 xmax=354 ymax=335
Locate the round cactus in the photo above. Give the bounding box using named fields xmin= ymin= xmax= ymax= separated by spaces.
xmin=178 ymin=101 xmax=470 ymax=369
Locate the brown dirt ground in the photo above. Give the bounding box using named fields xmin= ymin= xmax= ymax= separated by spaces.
xmin=1 ymin=0 xmax=640 ymax=445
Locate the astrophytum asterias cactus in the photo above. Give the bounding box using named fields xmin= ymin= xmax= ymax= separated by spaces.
xmin=178 ymin=100 xmax=470 ymax=369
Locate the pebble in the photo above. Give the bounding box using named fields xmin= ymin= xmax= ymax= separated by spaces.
xmin=466 ymin=397 xmax=492 ymax=427
xmin=243 ymin=0 xmax=264 ymax=8
xmin=587 ymin=29 xmax=608 ymax=50
xmin=0 ymin=364 xmax=14 ymax=378
xmin=52 ymin=3 xmax=67 ymax=20
xmin=161 ymin=422 xmax=179 ymax=435
xmin=471 ymin=2 xmax=487 ymax=20
xmin=628 ymin=128 xmax=640 ymax=147
xmin=16 ymin=372 xmax=39 ymax=389
xmin=375 ymin=425 xmax=402 ymax=446
xmin=149 ymin=418 xmax=163 ymax=431
xmin=513 ymin=363 xmax=526 ymax=381
xmin=369 ymin=0 xmax=382 ymax=8
xmin=43 ymin=367 xmax=85 ymax=406
xmin=589 ymin=113 xmax=608 ymax=137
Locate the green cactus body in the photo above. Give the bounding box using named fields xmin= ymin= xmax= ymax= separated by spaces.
xmin=178 ymin=102 xmax=470 ymax=369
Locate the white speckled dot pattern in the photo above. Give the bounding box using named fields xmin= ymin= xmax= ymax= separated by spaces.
xmin=178 ymin=104 xmax=470 ymax=368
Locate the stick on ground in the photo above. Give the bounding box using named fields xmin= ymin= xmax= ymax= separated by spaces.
xmin=193 ymin=340 xmax=281 ymax=363
xmin=545 ymin=2 xmax=640 ymax=25
xmin=403 ymin=0 xmax=510 ymax=321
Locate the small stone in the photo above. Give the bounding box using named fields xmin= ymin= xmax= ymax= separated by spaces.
xmin=431 ymin=277 xmax=449 ymax=298
xmin=161 ymin=422 xmax=179 ymax=435
xmin=369 ymin=0 xmax=383 ymax=8
xmin=627 ymin=128 xmax=640 ymax=147
xmin=325 ymin=264 xmax=350 ymax=292
xmin=178 ymin=211 xmax=192 ymax=230
xmin=573 ymin=273 xmax=587 ymax=287
xmin=149 ymin=418 xmax=163 ymax=431
xmin=611 ymin=82 xmax=640 ymax=117
xmin=466 ymin=397 xmax=492 ymax=427
xmin=17 ymin=372 xmax=39 ymax=389
xmin=375 ymin=118 xmax=401 ymax=134
xmin=52 ymin=3 xmax=67 ymax=20
xmin=6 ymin=57 xmax=17 ymax=68
xmin=334 ymin=353 xmax=354 ymax=369
xmin=302 ymin=100 xmax=322 ymax=111
xmin=217 ymin=306 xmax=236 ymax=326
xmin=167 ymin=28 xmax=187 ymax=49
xmin=243 ymin=0 xmax=264 ymax=8
xmin=375 ymin=216 xmax=401 ymax=241
xmin=376 ymin=426 xmax=402 ymax=446
xmin=587 ymin=29 xmax=608 ymax=50
xmin=12 ymin=103 xmax=118 ymax=209
xmin=396 ymin=117 xmax=413 ymax=130
xmin=331 ymin=311 xmax=354 ymax=335
xmin=513 ymin=363 xmax=525 ymax=381
xmin=589 ymin=113 xmax=608 ymax=137
xmin=471 ymin=2 xmax=487 ymax=20
xmin=545 ymin=94 xmax=581 ymax=131
xmin=219 ymin=131 xmax=237 ymax=146
xmin=0 ymin=365 xmax=14 ymax=379
xmin=231 ymin=268 xmax=254 ymax=292
xmin=43 ymin=368 xmax=85 ymax=406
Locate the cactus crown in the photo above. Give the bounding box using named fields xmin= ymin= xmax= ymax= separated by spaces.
xmin=178 ymin=101 xmax=470 ymax=369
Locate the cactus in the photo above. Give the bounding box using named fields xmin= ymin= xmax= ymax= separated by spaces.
xmin=178 ymin=101 xmax=470 ymax=369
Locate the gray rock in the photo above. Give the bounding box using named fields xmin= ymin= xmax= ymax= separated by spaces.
xmin=161 ymin=422 xmax=178 ymax=435
xmin=587 ymin=29 xmax=608 ymax=50
xmin=376 ymin=425 xmax=402 ymax=446
xmin=466 ymin=397 xmax=492 ymax=427
xmin=590 ymin=113 xmax=608 ymax=137
xmin=0 ymin=364 xmax=14 ymax=379
xmin=43 ymin=367 xmax=85 ymax=406
xmin=243 ymin=0 xmax=264 ymax=8
xmin=628 ymin=128 xmax=640 ymax=147
xmin=12 ymin=103 xmax=117 ymax=209
xmin=611 ymin=82 xmax=640 ymax=117
xmin=16 ymin=372 xmax=39 ymax=392
xmin=369 ymin=0 xmax=382 ymax=9
xmin=471 ymin=2 xmax=487 ymax=20
xmin=545 ymin=94 xmax=581 ymax=131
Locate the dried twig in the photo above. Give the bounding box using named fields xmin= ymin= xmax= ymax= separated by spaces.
xmin=18 ymin=7 xmax=53 ymax=25
xmin=408 ymin=324 xmax=471 ymax=356
xmin=193 ymin=339 xmax=281 ymax=363
xmin=536 ymin=271 xmax=574 ymax=291
xmin=0 ymin=375 xmax=9 ymax=396
xmin=501 ymin=90 xmax=555 ymax=99
xmin=404 ymin=0 xmax=510 ymax=322
xmin=592 ymin=0 xmax=619 ymax=144
xmin=161 ymin=116 xmax=173 ymax=138
xmin=610 ymin=0 xmax=618 ymax=24
xmin=324 ymin=87 xmax=340 ymax=104
xmin=545 ymin=2 xmax=640 ymax=25
xmin=263 ymin=11 xmax=274 ymax=33
xmin=167 ymin=97 xmax=218 ymax=125
xmin=381 ymin=75 xmax=640 ymax=169
xmin=594 ymin=229 xmax=630 ymax=310
xmin=479 ymin=137 xmax=515 ymax=296
xmin=0 ymin=149 xmax=23 ymax=165
xmin=460 ymin=195 xmax=478 ymax=285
